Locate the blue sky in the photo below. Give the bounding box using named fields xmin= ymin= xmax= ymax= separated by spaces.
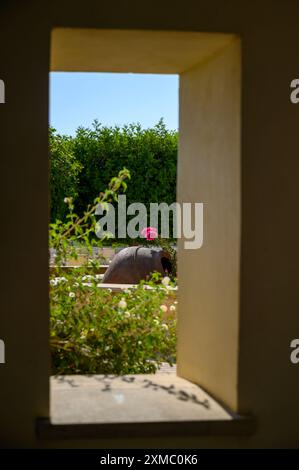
xmin=49 ymin=72 xmax=179 ymax=135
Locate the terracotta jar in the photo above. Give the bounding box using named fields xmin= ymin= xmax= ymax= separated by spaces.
xmin=102 ymin=246 xmax=172 ymax=284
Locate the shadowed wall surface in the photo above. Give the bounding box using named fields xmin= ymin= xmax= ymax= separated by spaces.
xmin=0 ymin=0 xmax=299 ymax=448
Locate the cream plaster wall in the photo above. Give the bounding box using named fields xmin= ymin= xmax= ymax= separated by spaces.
xmin=0 ymin=0 xmax=299 ymax=448
xmin=177 ymin=39 xmax=241 ymax=411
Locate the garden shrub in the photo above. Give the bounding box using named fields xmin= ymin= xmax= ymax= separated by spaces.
xmin=49 ymin=169 xmax=177 ymax=375
xmin=50 ymin=270 xmax=177 ymax=375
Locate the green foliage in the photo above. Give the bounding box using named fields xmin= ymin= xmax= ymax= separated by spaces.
xmin=49 ymin=169 xmax=177 ymax=375
xmin=49 ymin=128 xmax=82 ymax=222
xmin=49 ymin=168 xmax=130 ymax=266
xmin=50 ymin=120 xmax=178 ymax=227
xmin=50 ymin=271 xmax=177 ymax=375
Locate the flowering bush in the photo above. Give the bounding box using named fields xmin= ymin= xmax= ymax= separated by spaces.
xmin=49 ymin=170 xmax=177 ymax=375
xmin=141 ymin=226 xmax=158 ymax=241
xmin=50 ymin=270 xmax=177 ymax=375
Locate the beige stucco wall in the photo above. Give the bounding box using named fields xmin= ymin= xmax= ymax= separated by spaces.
xmin=177 ymin=39 xmax=241 ymax=412
xmin=0 ymin=0 xmax=299 ymax=448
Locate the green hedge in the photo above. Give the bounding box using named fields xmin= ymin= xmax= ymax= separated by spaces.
xmin=50 ymin=119 xmax=178 ymax=237
xmin=49 ymin=128 xmax=82 ymax=222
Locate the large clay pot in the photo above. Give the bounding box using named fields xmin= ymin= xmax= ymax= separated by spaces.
xmin=102 ymin=246 xmax=172 ymax=284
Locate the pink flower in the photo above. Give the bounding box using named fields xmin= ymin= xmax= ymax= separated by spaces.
xmin=141 ymin=226 xmax=158 ymax=241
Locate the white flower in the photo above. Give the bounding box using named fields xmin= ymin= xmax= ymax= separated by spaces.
xmin=82 ymin=275 xmax=95 ymax=281
xmin=118 ymin=298 xmax=127 ymax=310
xmin=153 ymin=319 xmax=160 ymax=325
xmin=174 ymin=300 xmax=178 ymax=305
xmin=162 ymin=276 xmax=171 ymax=286
xmin=64 ymin=197 xmax=73 ymax=204
xmin=69 ymin=292 xmax=75 ymax=298
xmin=138 ymin=341 xmax=142 ymax=345
xmin=162 ymin=323 xmax=169 ymax=331
xmin=160 ymin=304 xmax=168 ymax=313
xmin=124 ymin=311 xmax=131 ymax=318
xmin=170 ymin=305 xmax=176 ymax=312
xmin=50 ymin=276 xmax=67 ymax=287
xmin=81 ymin=346 xmax=91 ymax=355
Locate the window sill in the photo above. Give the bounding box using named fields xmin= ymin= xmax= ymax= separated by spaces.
xmin=36 ymin=372 xmax=255 ymax=440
